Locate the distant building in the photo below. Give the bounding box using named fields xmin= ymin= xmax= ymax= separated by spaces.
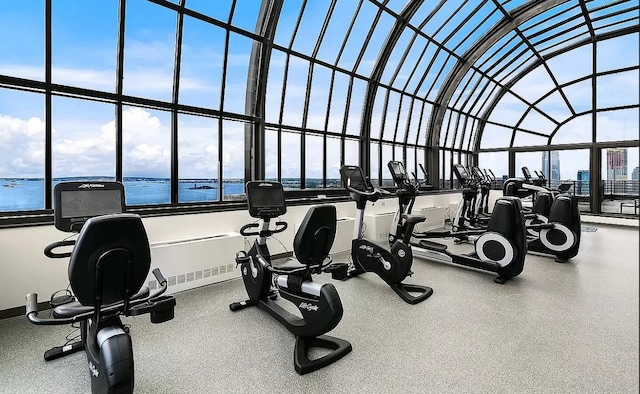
xmin=577 ymin=170 xmax=590 ymax=196
xmin=606 ymin=148 xmax=628 ymax=180
xmin=632 ymin=166 xmax=639 ymax=180
xmin=542 ymin=151 xmax=560 ymax=181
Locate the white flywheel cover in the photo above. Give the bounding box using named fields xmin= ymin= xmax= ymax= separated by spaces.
xmin=475 ymin=231 xmax=515 ymax=267
xmin=526 ymin=215 xmax=548 ymax=237
xmin=540 ymin=223 xmax=575 ymax=252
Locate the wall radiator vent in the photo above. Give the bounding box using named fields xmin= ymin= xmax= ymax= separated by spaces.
xmin=147 ymin=232 xmax=243 ymax=294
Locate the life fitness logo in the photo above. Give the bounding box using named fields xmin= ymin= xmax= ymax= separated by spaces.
xmin=299 ymin=302 xmax=319 ymax=312
xmin=79 ymin=183 xmax=105 ymax=189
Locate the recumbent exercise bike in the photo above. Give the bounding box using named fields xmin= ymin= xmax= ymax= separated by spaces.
xmin=25 ymin=182 xmax=176 ymax=394
xmin=230 ymin=181 xmax=352 ymax=375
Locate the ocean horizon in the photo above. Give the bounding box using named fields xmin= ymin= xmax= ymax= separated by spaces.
xmin=0 ymin=177 xmax=341 ymax=211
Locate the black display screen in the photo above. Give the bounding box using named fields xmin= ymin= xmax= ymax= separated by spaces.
xmin=246 ymin=182 xmax=287 ymax=218
xmin=388 ymin=161 xmax=407 ymax=182
xmin=60 ymin=189 xmax=124 ymax=219
xmin=54 ymin=182 xmax=126 ymax=232
xmin=340 ymin=165 xmax=370 ymax=191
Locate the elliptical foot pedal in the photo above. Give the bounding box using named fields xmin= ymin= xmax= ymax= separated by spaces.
xmin=419 ymin=240 xmax=448 ymax=253
xmin=294 ymin=335 xmax=352 ymax=375
xmin=390 ymin=282 xmax=433 ymax=305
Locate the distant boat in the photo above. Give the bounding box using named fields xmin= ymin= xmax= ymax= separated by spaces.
xmin=2 ymin=184 xmax=14 ymax=188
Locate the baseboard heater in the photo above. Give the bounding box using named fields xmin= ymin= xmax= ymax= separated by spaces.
xmin=147 ymin=232 xmax=243 ymax=294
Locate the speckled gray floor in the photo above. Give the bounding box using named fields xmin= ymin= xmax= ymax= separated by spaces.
xmin=0 ymin=224 xmax=638 ymax=394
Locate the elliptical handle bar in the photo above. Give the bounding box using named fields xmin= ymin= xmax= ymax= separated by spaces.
xmin=44 ymin=240 xmax=76 ymax=259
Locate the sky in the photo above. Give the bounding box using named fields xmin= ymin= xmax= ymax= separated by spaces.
xmin=0 ymin=0 xmax=638 ymax=186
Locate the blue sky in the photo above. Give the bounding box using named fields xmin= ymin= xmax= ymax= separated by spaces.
xmin=0 ymin=0 xmax=638 ymax=185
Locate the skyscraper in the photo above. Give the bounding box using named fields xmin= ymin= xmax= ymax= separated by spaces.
xmin=632 ymin=166 xmax=639 ymax=180
xmin=542 ymin=151 xmax=561 ymax=181
xmin=577 ymin=170 xmax=590 ymax=195
xmin=606 ymin=148 xmax=628 ymax=180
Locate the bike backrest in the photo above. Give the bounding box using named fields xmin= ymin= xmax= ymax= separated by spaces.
xmin=293 ymin=205 xmax=336 ymax=268
xmin=68 ymin=213 xmax=151 ymax=306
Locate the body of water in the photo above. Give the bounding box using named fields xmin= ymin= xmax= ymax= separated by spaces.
xmin=0 ymin=178 xmax=339 ymax=211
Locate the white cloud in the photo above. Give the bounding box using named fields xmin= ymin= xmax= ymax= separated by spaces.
xmin=0 ymin=114 xmax=45 ymax=177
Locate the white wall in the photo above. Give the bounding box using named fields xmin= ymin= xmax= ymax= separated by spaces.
xmin=0 ymin=193 xmax=461 ymax=312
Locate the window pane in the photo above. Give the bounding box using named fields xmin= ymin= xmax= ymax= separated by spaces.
xmin=124 ymin=1 xmax=176 ymax=101
xmin=222 ymin=120 xmax=245 ymax=200
xmin=224 ymin=33 xmax=254 ymax=115
xmin=597 ymin=71 xmax=639 ymax=109
xmin=601 ymin=147 xmax=639 ymax=215
xmin=597 ymin=33 xmax=639 ymax=73
xmin=282 ymin=57 xmax=308 ymax=128
xmin=382 ymin=91 xmax=400 ymax=141
xmin=519 ymin=109 xmax=557 ymax=135
xmin=265 ymin=50 xmax=286 ymax=124
xmin=185 ymin=0 xmax=233 ymax=23
xmin=178 ymin=114 xmax=219 ymax=203
xmin=370 ymin=141 xmax=380 ymax=187
xmin=536 ymin=91 xmax=572 ymax=123
xmin=545 ymin=44 xmax=592 ymax=86
xmin=52 ymin=1 xmax=117 ymax=91
xmin=230 ymin=1 xmax=261 ymax=33
xmin=555 ymin=149 xmax=589 ymax=212
xmin=265 ymin=128 xmax=279 ymax=181
xmin=0 ymin=89 xmax=45 ymax=211
xmin=478 ymin=151 xmax=509 ymax=183
xmin=327 ymin=72 xmax=349 ymax=132
xmin=346 ymin=77 xmax=366 ymax=135
xmin=490 ymin=92 xmax=529 ymax=126
xmin=179 ymin=15 xmax=225 ymax=110
xmin=305 ymin=133 xmax=323 ymax=189
xmin=552 ymin=114 xmax=592 ymax=145
xmin=52 ymin=97 xmax=116 ymax=185
xmin=381 ymin=143 xmax=393 ymax=186
xmin=513 ymin=130 xmax=549 ymax=147
xmin=326 ymin=137 xmax=341 ymax=188
xmin=562 ymin=80 xmax=592 ymax=114
xmin=308 ymin=65 xmax=332 ymax=130
xmin=345 ymin=138 xmax=360 ymax=167
xmin=480 ymin=123 xmax=512 ymax=149
xmin=281 ymin=131 xmax=301 ymax=189
xmin=597 ymin=109 xmax=640 ymax=142
xmin=122 ymin=106 xmax=170 ymax=205
xmin=0 ymin=2 xmax=44 ymax=80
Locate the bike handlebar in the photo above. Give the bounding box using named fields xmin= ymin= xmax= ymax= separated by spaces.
xmin=44 ymin=240 xmax=76 ymax=259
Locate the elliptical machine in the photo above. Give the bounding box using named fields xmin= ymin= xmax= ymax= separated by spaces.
xmin=25 ymin=182 xmax=176 ymax=394
xmin=387 ymin=161 xmax=528 ymax=284
xmin=326 ymin=165 xmax=433 ymax=304
xmin=230 ymin=181 xmax=351 ymax=375
xmin=503 ymin=167 xmax=581 ymax=262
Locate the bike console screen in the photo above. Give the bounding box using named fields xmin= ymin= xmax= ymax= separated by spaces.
xmin=246 ymin=181 xmax=287 ymax=219
xmin=54 ymin=182 xmax=125 ymax=232
xmin=340 ymin=165 xmax=371 ymax=192
xmin=387 ymin=161 xmax=407 ymax=185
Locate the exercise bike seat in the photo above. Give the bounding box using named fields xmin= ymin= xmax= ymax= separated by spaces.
xmin=52 ymin=287 xmax=150 ymax=319
xmin=272 ymin=258 xmax=307 ymax=272
xmin=401 ymin=213 xmax=426 ymax=225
